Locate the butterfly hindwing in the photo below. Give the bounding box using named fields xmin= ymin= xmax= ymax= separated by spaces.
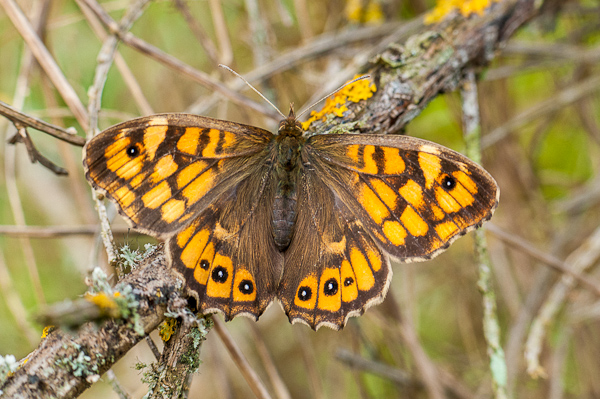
xmin=304 ymin=133 xmax=499 ymax=263
xmin=168 ymin=166 xmax=283 ymax=320
xmin=83 ymin=113 xmax=272 ymax=237
xmin=278 ymin=168 xmax=391 ymax=330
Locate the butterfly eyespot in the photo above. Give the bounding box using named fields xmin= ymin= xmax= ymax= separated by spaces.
xmin=441 ymin=175 xmax=456 ymax=190
xmin=238 ymin=280 xmax=254 ymax=295
xmin=126 ymin=144 xmax=141 ymax=157
xmin=323 ymin=278 xmax=338 ymax=296
xmin=343 ymin=277 xmax=354 ymax=287
xmin=212 ymin=266 xmax=228 ymax=283
xmin=297 ymin=286 xmax=312 ymax=301
xmin=200 ymin=260 xmax=210 ymax=270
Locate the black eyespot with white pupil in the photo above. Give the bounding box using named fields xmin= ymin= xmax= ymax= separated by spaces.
xmin=200 ymin=260 xmax=210 ymax=270
xmin=344 ymin=277 xmax=354 ymax=287
xmin=442 ymin=175 xmax=456 ymax=190
xmin=126 ymin=144 xmax=140 ymax=157
xmin=323 ymin=278 xmax=338 ymax=296
xmin=239 ymin=280 xmax=254 ymax=295
xmin=298 ymin=286 xmax=312 ymax=301
xmin=212 ymin=266 xmax=228 ymax=283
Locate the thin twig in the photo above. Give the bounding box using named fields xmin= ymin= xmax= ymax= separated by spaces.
xmin=1 ymin=0 xmax=51 ymax=309
xmin=75 ymin=0 xmax=154 ymax=116
xmin=395 ymin=268 xmax=445 ymax=399
xmin=244 ymin=0 xmax=270 ymax=66
xmin=0 ymin=248 xmax=39 ymax=346
xmin=0 ymin=224 xmax=133 ymax=237
xmin=482 ymin=73 xmax=600 ymax=148
xmin=210 ymin=0 xmax=233 ymax=66
xmin=248 ymin=322 xmax=292 ymax=399
xmin=292 ymin=0 xmax=313 ymax=41
xmin=83 ymin=0 xmax=151 ymax=270
xmin=8 ymin=124 xmax=68 ymax=175
xmin=293 ymin=327 xmax=325 ymax=399
xmin=462 ymin=69 xmax=509 ymax=399
xmin=189 ymin=20 xmax=419 ymax=115
xmin=0 ymin=100 xmax=84 ymax=146
xmin=548 ymin=328 xmax=571 ymax=399
xmin=484 ymin=42 xmax=600 ymax=81
xmin=336 ymin=348 xmax=477 ymax=399
xmin=85 ymin=0 xmax=150 ymax=140
xmin=77 ymin=0 xmax=278 ymax=120
xmin=336 ymin=349 xmax=418 ymax=387
xmin=525 ymin=224 xmax=600 ymax=378
xmin=487 ymin=223 xmax=600 ymax=296
xmin=172 ymin=0 xmax=220 ymax=65
xmin=213 ymin=317 xmax=273 ymax=399
xmin=145 ymin=336 xmax=162 ymax=360
xmin=0 ymin=0 xmax=89 ymax=130
xmin=106 ymin=369 xmax=132 ymax=399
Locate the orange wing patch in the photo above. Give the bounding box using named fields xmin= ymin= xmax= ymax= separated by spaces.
xmin=295 ymin=275 xmax=319 ymax=309
xmin=317 ymin=268 xmax=342 ymax=312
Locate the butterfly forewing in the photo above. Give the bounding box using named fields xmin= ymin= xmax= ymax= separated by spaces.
xmin=304 ymin=134 xmax=499 ymax=262
xmin=84 ymin=113 xmax=272 ymax=237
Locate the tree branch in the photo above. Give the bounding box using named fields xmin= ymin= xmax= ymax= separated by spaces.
xmin=306 ymin=0 xmax=539 ymax=136
xmin=0 ymin=252 xmax=186 ymax=399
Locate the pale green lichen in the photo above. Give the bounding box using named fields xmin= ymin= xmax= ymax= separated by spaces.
xmin=118 ymin=243 xmax=157 ymax=270
xmin=55 ymin=343 xmax=105 ymax=380
xmin=138 ymin=315 xmax=212 ymax=397
xmin=0 ymin=354 xmax=19 ymax=390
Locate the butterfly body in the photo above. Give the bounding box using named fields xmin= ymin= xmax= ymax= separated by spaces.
xmin=271 ymin=110 xmax=305 ymax=250
xmin=84 ymin=109 xmax=499 ymax=330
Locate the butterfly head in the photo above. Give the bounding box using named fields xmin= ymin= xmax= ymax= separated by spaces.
xmin=278 ymin=104 xmax=303 ymax=138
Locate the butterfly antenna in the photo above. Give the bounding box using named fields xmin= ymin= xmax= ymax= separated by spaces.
xmin=219 ymin=64 xmax=286 ymax=119
xmin=296 ymin=75 xmax=371 ymax=120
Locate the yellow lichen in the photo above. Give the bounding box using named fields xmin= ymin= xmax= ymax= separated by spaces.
xmin=85 ymin=292 xmax=120 ymax=317
xmin=346 ymin=0 xmax=384 ymax=25
xmin=41 ymin=325 xmax=56 ymax=338
xmin=159 ymin=318 xmax=178 ymax=342
xmin=302 ymin=76 xmax=376 ymax=130
xmin=425 ymin=0 xmax=501 ymax=24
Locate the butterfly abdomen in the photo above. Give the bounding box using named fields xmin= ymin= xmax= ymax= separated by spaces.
xmin=272 ymin=194 xmax=297 ymax=251
xmin=271 ymin=117 xmax=305 ymax=251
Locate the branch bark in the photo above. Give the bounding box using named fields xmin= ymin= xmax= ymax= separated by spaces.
xmin=0 ymin=252 xmax=187 ymax=399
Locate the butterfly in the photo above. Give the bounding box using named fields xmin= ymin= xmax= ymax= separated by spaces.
xmin=83 ymin=104 xmax=499 ymax=330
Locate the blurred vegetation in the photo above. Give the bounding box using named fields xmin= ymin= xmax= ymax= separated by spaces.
xmin=1 ymin=0 xmax=600 ymax=398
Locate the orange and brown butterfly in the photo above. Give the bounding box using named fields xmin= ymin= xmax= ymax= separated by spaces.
xmin=83 ymin=79 xmax=499 ymax=331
